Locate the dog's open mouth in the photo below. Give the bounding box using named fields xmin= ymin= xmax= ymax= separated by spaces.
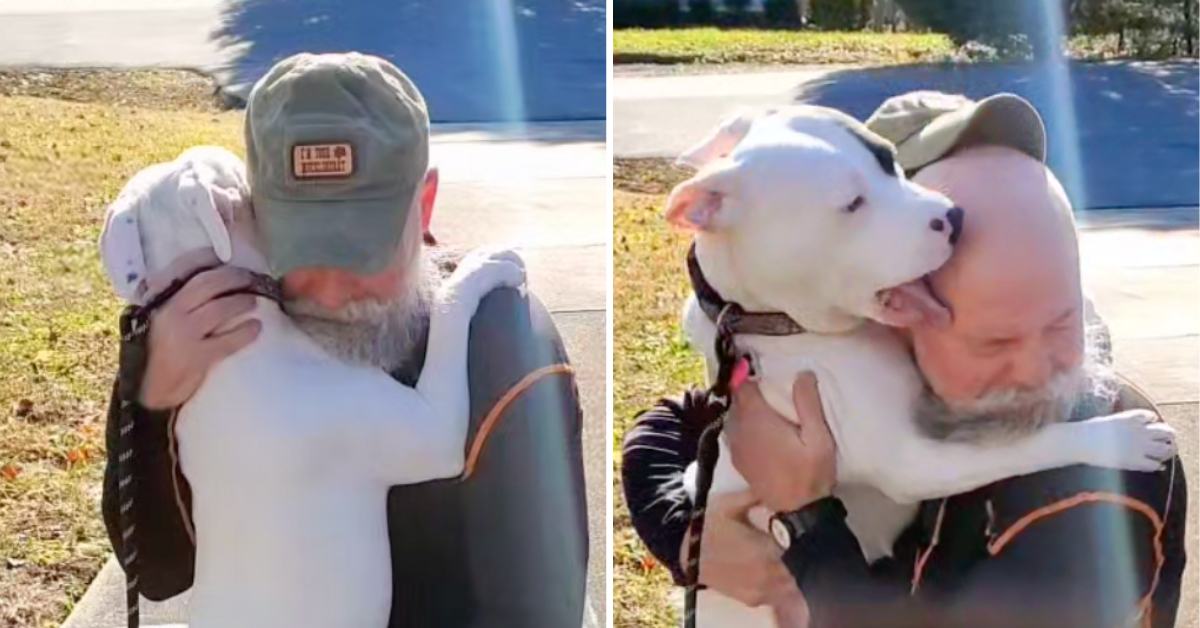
xmin=875 ymin=275 xmax=951 ymax=329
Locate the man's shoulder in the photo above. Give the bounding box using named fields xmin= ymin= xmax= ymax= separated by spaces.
xmin=469 ymin=287 xmax=563 ymax=352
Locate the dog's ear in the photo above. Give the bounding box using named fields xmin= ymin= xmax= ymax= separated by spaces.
xmin=664 ymin=162 xmax=738 ymax=231
xmin=99 ymin=188 xmax=149 ymax=304
xmin=676 ymin=109 xmax=755 ymax=171
xmin=179 ymin=172 xmax=234 ymax=263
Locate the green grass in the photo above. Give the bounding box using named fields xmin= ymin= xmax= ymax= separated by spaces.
xmin=613 ymin=28 xmax=1185 ymax=66
xmin=614 ymin=28 xmax=957 ymax=65
xmin=612 ymin=159 xmax=704 ymax=627
xmin=0 ymin=74 xmax=241 ymax=627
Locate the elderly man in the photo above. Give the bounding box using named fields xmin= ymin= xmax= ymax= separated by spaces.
xmin=622 ymin=92 xmax=1186 ymax=627
xmin=101 ymin=53 xmax=588 ymax=627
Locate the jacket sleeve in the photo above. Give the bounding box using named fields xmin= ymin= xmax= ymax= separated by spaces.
xmin=620 ymin=389 xmax=715 ymax=584
xmin=786 ymin=461 xmax=1186 ymax=628
xmin=102 ymin=377 xmax=196 ymax=600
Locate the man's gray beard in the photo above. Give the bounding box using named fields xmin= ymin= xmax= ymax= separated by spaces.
xmin=915 ymin=319 xmax=1120 ymax=444
xmin=284 ymin=254 xmax=439 ymax=373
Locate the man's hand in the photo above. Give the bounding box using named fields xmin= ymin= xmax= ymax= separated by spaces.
xmin=139 ymin=249 xmax=262 ymax=410
xmin=683 ymin=490 xmax=799 ymax=607
xmin=726 ymin=373 xmax=837 ymax=513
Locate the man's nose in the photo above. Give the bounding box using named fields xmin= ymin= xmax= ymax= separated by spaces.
xmin=1008 ymin=347 xmax=1055 ymax=391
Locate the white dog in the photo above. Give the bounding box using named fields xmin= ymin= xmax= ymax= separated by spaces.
xmin=670 ymin=107 xmax=1177 ymax=627
xmin=100 ymin=146 xmax=525 ymax=628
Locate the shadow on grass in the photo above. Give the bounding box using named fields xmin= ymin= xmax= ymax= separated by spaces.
xmin=792 ymin=59 xmax=1198 ymax=210
xmin=614 ymin=52 xmax=702 ymax=65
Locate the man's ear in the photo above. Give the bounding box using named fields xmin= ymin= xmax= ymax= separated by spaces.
xmin=676 ymin=108 xmax=755 ymax=171
xmin=99 ymin=189 xmax=149 ymax=304
xmin=179 ymin=173 xmax=233 ymax=263
xmin=420 ymin=167 xmax=438 ymax=234
xmin=664 ymin=162 xmax=739 ymax=232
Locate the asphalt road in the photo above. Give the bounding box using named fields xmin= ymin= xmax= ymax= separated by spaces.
xmin=0 ymin=0 xmax=606 ymax=122
xmin=614 ymin=60 xmax=1199 ymax=210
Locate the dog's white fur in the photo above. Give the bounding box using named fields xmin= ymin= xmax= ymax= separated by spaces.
xmin=672 ymin=107 xmax=1177 ymax=627
xmin=100 ymin=146 xmax=525 ymax=628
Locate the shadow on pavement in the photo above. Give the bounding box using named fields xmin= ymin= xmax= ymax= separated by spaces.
xmin=794 ymin=60 xmax=1198 ymax=210
xmin=211 ymin=0 xmax=606 ymax=124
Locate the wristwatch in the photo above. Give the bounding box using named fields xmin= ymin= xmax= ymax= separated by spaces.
xmin=769 ymin=497 xmax=847 ymax=550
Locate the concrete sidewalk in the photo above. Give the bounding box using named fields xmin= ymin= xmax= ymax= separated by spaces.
xmin=61 ymin=122 xmax=608 ymax=628
xmin=1072 ymin=208 xmax=1198 ymax=628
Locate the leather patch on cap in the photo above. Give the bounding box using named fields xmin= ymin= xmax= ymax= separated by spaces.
xmin=292 ymin=142 xmax=354 ymax=179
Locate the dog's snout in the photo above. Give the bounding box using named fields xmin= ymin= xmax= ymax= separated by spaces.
xmin=946 ymin=207 xmax=964 ymax=245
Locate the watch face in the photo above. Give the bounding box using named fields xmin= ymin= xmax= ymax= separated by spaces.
xmin=770 ymin=517 xmax=792 ymax=549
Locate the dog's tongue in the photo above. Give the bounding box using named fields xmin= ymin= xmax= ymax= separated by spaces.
xmin=877 ymin=279 xmax=951 ymax=329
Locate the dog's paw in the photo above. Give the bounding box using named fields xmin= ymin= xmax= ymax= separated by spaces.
xmin=1076 ymin=410 xmax=1177 ymax=472
xmin=440 ymin=247 xmax=526 ymax=306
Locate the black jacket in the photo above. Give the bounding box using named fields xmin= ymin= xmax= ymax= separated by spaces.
xmin=103 ymin=288 xmax=589 ymax=627
xmin=622 ymin=383 xmax=1186 ymax=628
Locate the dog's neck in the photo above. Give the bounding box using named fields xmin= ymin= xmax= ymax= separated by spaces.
xmin=693 ymin=234 xmax=864 ymax=334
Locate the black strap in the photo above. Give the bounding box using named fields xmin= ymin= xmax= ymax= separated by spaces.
xmin=115 ymin=266 xmax=281 ymax=628
xmin=687 ymin=244 xmax=806 ymax=338
xmin=682 ymin=244 xmax=808 ymax=628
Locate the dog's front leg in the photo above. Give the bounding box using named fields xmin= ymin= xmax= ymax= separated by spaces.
xmin=415 ymin=249 xmax=526 ymax=437
xmin=875 ymin=410 xmax=1176 ymax=504
xmin=354 ymin=249 xmax=526 ymax=484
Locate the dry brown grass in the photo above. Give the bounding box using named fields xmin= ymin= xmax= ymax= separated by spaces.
xmin=612 ymin=159 xmax=703 ymax=627
xmin=0 ymin=73 xmax=243 ymax=626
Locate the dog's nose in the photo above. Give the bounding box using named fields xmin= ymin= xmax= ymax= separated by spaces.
xmin=945 ymin=207 xmax=964 ymax=245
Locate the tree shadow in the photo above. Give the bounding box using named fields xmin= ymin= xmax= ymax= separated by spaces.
xmin=793 ymin=60 xmax=1199 ymax=210
xmin=210 ymin=0 xmax=606 ymax=124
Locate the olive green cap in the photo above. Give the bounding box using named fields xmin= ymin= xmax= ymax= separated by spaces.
xmin=865 ymin=91 xmax=1046 ymax=174
xmin=245 ymin=52 xmax=430 ymax=276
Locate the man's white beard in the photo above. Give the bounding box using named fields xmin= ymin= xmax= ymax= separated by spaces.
xmin=285 ymin=252 xmax=438 ymax=373
xmin=915 ymin=320 xmax=1120 ymax=444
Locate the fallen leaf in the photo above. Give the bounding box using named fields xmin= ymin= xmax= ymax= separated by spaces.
xmin=66 ymin=449 xmax=87 ymax=465
xmin=1 ymin=464 xmax=21 ymax=481
xmin=640 ymin=554 xmax=658 ymax=574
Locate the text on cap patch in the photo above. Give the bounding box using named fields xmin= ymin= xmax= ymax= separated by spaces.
xmin=292 ymin=142 xmax=354 ymax=179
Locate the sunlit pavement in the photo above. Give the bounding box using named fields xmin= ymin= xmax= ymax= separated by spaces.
xmin=1077 ymin=208 xmax=1198 ymax=628
xmin=61 ymin=122 xmax=608 ymax=627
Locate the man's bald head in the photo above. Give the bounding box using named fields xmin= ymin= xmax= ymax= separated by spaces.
xmin=906 ymin=145 xmax=1087 ymax=436
xmin=914 ymin=145 xmax=1079 ymax=312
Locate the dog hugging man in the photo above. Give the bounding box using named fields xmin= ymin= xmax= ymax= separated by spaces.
xmin=99 ymin=53 xmax=588 ymax=627
xmin=623 ymin=92 xmax=1187 ymax=627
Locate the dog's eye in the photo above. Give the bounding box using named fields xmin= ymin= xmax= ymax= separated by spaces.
xmin=845 ymin=196 xmax=865 ymax=213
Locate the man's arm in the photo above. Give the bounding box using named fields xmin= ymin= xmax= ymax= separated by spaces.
xmin=783 ymin=463 xmax=1186 ymax=628
xmin=385 ymin=288 xmax=589 ymax=628
xmin=621 ymin=390 xmax=710 ymax=584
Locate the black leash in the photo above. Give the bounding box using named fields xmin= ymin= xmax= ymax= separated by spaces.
xmin=682 ymin=244 xmax=806 ymax=628
xmin=115 ymin=265 xmax=281 ymax=628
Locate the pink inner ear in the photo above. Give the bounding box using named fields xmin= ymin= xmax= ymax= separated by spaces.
xmin=665 ymin=182 xmax=723 ymax=231
xmin=211 ymin=188 xmax=238 ymax=223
